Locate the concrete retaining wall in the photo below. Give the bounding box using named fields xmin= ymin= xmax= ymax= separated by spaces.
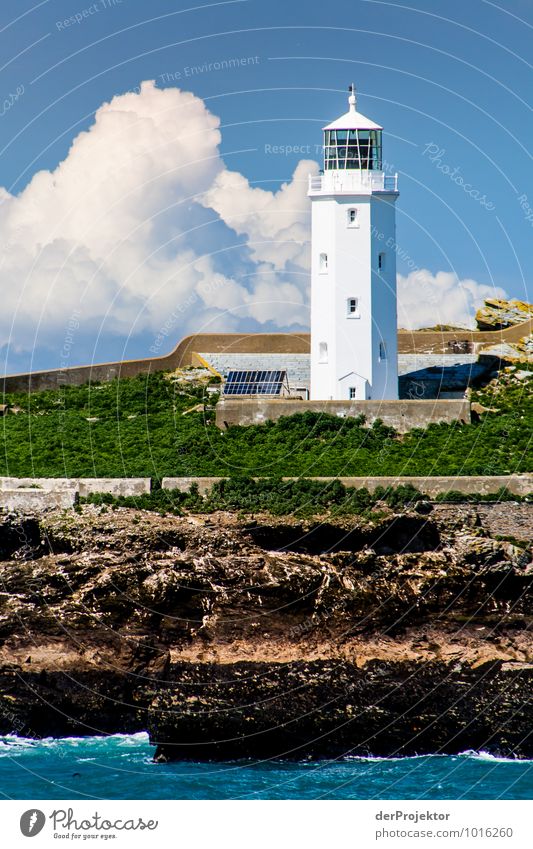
xmin=162 ymin=477 xmax=223 ymax=495
xmin=0 ymin=489 xmax=78 ymax=512
xmin=0 ymin=478 xmax=151 ymax=496
xmin=162 ymin=475 xmax=533 ymax=497
xmin=2 ymin=319 xmax=530 ymax=394
xmin=0 ymin=333 xmax=310 ymax=393
xmin=0 ymin=475 xmax=529 ymax=506
xmin=397 ymin=353 xmax=480 ymax=374
xmin=0 ymin=477 xmax=78 ymax=491
xmin=77 ymin=479 xmax=151 ymax=497
xmin=199 ymin=352 xmax=495 ymax=400
xmin=200 ymin=352 xmax=311 ymax=392
xmin=216 ymin=398 xmax=471 ymax=432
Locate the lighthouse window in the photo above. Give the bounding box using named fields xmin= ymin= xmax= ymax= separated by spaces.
xmin=347 ymin=297 xmax=360 ymax=317
xmin=319 ymin=252 xmax=328 ymax=273
xmin=347 ymin=208 xmax=359 ymax=227
xmin=349 ymin=387 xmax=357 ymax=400
xmin=324 ymin=128 xmax=382 ymax=171
xmin=319 ymin=342 xmax=328 ymax=363
xmin=378 ymin=252 xmax=386 ymax=270
xmin=379 ymin=342 xmax=387 ymax=360
xmin=358 ymin=131 xmax=371 ymax=169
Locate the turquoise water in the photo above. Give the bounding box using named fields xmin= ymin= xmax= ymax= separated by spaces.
xmin=1 ymin=734 xmax=532 ymax=800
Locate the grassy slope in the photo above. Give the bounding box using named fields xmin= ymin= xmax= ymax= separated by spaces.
xmin=0 ymin=367 xmax=531 ymax=478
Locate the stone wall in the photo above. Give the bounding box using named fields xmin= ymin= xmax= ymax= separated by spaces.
xmin=0 ymin=489 xmax=78 ymax=512
xmin=0 ymin=333 xmax=310 ymax=393
xmin=2 ymin=319 xmax=530 ymax=394
xmin=162 ymin=475 xmax=533 ymax=497
xmin=163 ymin=477 xmax=223 ymax=495
xmin=215 ymin=398 xmax=471 ymax=432
xmin=0 ymin=478 xmax=150 ymax=496
xmin=0 ymin=477 xmax=78 ymax=491
xmin=0 ymin=475 xmax=529 ymax=507
xmin=199 ymin=352 xmax=311 ymax=392
xmin=76 ymin=479 xmax=151 ymax=497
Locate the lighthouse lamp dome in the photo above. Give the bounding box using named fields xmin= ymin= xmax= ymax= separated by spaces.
xmin=323 ymin=85 xmax=383 ymax=171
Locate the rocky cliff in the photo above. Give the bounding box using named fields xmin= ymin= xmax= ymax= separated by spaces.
xmin=476 ymin=299 xmax=533 ymax=332
xmin=0 ymin=504 xmax=531 ymax=760
xmin=476 ymin=299 xmax=533 ymax=362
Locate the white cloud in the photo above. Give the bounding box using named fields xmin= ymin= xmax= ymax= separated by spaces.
xmin=0 ymin=80 xmax=312 ymax=368
xmin=397 ymin=270 xmax=508 ymax=329
xmin=1 ymin=82 xmax=223 ymax=353
xmin=200 ymin=158 xmax=316 ymax=271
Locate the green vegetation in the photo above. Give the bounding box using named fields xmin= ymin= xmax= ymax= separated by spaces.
xmin=0 ymin=373 xmax=217 ymax=478
xmin=82 ymin=479 xmax=429 ymax=517
xmin=82 ymin=479 xmax=530 ymax=517
xmin=433 ymin=486 xmax=530 ymax=503
xmin=0 ymin=365 xmax=531 ymax=478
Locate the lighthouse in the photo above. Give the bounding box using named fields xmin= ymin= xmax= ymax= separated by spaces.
xmin=309 ymin=86 xmax=399 ymax=401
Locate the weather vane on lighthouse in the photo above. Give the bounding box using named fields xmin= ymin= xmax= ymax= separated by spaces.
xmin=308 ymin=85 xmax=400 ymax=402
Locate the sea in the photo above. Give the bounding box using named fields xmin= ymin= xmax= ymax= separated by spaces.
xmin=0 ymin=733 xmax=532 ymax=800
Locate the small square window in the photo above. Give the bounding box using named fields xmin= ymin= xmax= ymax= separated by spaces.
xmin=347 ymin=297 xmax=360 ymax=317
xmin=347 ymin=208 xmax=359 ymax=228
xmin=319 ymin=252 xmax=328 ymax=273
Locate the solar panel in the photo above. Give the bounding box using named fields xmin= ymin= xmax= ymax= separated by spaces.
xmin=224 ymin=370 xmax=286 ymax=396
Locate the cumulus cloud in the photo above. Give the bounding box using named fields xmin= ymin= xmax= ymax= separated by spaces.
xmin=397 ymin=270 xmax=508 ymax=329
xmin=0 ymin=80 xmax=502 ymax=370
xmin=2 ymin=82 xmax=221 ymax=357
xmin=0 ymin=80 xmax=312 ymax=369
xmin=200 ymin=158 xmax=316 ymax=271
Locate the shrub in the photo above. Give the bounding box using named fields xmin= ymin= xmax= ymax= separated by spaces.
xmin=0 ymin=368 xmax=530 ymax=479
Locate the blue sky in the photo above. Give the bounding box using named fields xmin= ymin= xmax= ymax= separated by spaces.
xmin=0 ymin=0 xmax=531 ymax=372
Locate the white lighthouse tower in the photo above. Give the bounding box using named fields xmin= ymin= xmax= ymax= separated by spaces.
xmin=309 ymin=86 xmax=399 ymax=401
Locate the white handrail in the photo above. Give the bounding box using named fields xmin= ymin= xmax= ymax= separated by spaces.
xmin=308 ymin=171 xmax=398 ymax=194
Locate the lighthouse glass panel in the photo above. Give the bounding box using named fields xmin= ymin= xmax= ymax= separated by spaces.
xmin=324 ymin=129 xmax=382 ymax=170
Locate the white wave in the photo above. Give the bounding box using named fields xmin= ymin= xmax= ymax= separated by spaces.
xmin=0 ymin=731 xmax=150 ymax=754
xmin=345 ymin=752 xmax=533 ymax=764
xmin=343 ymin=754 xmax=437 ymax=763
xmin=457 ymin=749 xmax=532 ymax=764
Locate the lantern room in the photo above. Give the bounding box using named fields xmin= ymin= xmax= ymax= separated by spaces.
xmin=323 ymin=85 xmax=383 ymax=171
